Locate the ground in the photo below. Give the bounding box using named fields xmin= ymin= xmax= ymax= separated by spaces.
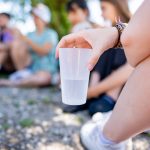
xmin=0 ymin=87 xmax=150 ymax=150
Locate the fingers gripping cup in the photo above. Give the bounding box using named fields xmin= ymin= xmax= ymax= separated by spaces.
xmin=59 ymin=48 xmax=92 ymax=105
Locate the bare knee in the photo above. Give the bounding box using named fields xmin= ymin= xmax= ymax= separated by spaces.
xmin=10 ymin=40 xmax=30 ymax=69
xmin=121 ymin=27 xmax=150 ymax=67
xmin=121 ymin=30 xmax=137 ymax=67
xmin=11 ymin=40 xmax=21 ymax=53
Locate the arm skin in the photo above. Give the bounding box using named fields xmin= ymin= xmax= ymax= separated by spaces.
xmin=88 ymin=63 xmax=134 ymax=99
xmin=24 ymin=36 xmax=52 ymax=56
xmin=13 ymin=28 xmax=52 ymax=56
xmin=102 ymin=0 xmax=150 ymax=142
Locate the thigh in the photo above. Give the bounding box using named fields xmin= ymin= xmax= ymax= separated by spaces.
xmin=104 ymin=56 xmax=150 ymax=142
xmin=11 ymin=40 xmax=31 ymax=68
xmin=0 ymin=50 xmax=9 ymax=66
xmin=29 ymin=71 xmax=51 ymax=84
xmin=20 ymin=46 xmax=31 ymax=67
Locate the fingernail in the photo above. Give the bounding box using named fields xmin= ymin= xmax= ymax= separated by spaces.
xmin=88 ymin=64 xmax=93 ymax=71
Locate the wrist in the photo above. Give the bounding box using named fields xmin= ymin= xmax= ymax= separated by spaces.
xmin=111 ymin=27 xmax=119 ymax=48
xmin=113 ymin=22 xmax=128 ymax=48
xmin=101 ymin=27 xmax=119 ymax=52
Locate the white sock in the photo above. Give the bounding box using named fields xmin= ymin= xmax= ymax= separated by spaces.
xmin=100 ymin=131 xmax=117 ymax=145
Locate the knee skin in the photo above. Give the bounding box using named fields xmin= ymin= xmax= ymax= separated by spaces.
xmin=121 ymin=29 xmax=140 ymax=67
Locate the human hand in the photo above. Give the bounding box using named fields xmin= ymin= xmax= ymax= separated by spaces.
xmin=56 ymin=27 xmax=118 ymax=71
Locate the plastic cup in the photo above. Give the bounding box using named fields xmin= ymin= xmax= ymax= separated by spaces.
xmin=59 ymin=48 xmax=92 ymax=105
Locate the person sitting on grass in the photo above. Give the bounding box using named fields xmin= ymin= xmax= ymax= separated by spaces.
xmin=0 ymin=3 xmax=59 ymax=87
xmin=0 ymin=12 xmax=15 ymax=73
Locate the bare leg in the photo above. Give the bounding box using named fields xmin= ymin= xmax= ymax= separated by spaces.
xmin=103 ymin=56 xmax=150 ymax=142
xmin=0 ymin=71 xmax=51 ymax=87
xmin=0 ymin=51 xmax=8 ymax=66
xmin=89 ymin=71 xmax=100 ymax=87
xmin=106 ymin=86 xmax=122 ymax=101
xmin=0 ymin=43 xmax=9 ymax=66
xmin=10 ymin=40 xmax=31 ymax=70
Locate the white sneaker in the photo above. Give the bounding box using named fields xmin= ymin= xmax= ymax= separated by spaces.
xmin=80 ymin=112 xmax=132 ymax=150
xmin=92 ymin=111 xmax=112 ymax=124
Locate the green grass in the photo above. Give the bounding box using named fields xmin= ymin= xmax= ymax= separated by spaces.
xmin=2 ymin=123 xmax=10 ymax=130
xmin=146 ymin=133 xmax=150 ymax=137
xmin=42 ymin=98 xmax=52 ymax=105
xmin=19 ymin=118 xmax=34 ymax=128
xmin=0 ymin=73 xmax=8 ymax=78
xmin=27 ymin=99 xmax=37 ymax=105
xmin=50 ymin=87 xmax=58 ymax=92
xmin=13 ymin=102 xmax=20 ymax=108
xmin=76 ymin=116 xmax=84 ymax=124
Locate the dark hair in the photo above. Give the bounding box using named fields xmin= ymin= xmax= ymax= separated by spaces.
xmin=66 ymin=0 xmax=88 ymax=12
xmin=0 ymin=13 xmax=11 ymax=19
xmin=101 ymin=0 xmax=131 ymax=24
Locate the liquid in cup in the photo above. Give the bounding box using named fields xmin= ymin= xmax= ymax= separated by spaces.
xmin=59 ymin=48 xmax=91 ymax=105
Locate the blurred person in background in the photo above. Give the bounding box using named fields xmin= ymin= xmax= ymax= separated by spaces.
xmin=63 ymin=0 xmax=102 ymax=113
xmin=63 ymin=0 xmax=133 ymax=115
xmin=0 ymin=3 xmax=59 ymax=87
xmin=67 ymin=0 xmax=100 ymax=33
xmin=86 ymin=0 xmax=133 ymax=115
xmin=0 ymin=12 xmax=15 ymax=73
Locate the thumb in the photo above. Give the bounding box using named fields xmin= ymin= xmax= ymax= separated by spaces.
xmin=88 ymin=47 xmax=102 ymax=71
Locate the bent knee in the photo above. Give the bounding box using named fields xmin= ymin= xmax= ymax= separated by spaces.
xmin=121 ymin=30 xmax=138 ymax=67
xmin=121 ymin=28 xmax=150 ymax=67
xmin=11 ymin=40 xmax=20 ymax=48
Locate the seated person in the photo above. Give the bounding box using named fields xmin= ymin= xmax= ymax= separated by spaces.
xmin=63 ymin=0 xmax=101 ymax=112
xmin=0 ymin=3 xmax=59 ymax=87
xmin=63 ymin=0 xmax=133 ymax=115
xmin=0 ymin=12 xmax=14 ymax=72
xmin=87 ymin=49 xmax=133 ymax=116
xmin=66 ymin=0 xmax=100 ymax=33
xmin=87 ymin=0 xmax=133 ymax=115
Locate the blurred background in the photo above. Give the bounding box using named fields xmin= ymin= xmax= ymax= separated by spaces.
xmin=0 ymin=0 xmax=143 ymax=36
xmin=1 ymin=0 xmax=149 ymax=150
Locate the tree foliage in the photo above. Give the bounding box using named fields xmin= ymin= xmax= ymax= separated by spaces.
xmin=31 ymin=0 xmax=71 ymax=38
xmin=1 ymin=0 xmax=71 ymax=38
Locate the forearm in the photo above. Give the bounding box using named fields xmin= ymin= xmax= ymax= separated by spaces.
xmin=27 ymin=39 xmax=51 ymax=55
xmin=94 ymin=64 xmax=133 ymax=94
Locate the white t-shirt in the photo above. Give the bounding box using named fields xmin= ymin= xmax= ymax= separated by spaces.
xmin=71 ymin=21 xmax=92 ymax=33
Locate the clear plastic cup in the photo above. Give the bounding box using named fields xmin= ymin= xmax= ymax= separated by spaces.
xmin=59 ymin=48 xmax=92 ymax=105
